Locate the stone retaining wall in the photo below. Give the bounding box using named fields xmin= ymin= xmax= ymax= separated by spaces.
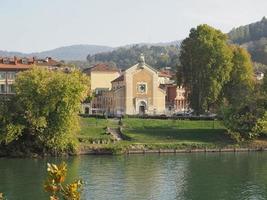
xmin=77 ymin=147 xmax=267 ymax=155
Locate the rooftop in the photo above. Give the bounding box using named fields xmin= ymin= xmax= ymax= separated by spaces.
xmin=111 ymin=75 xmax=124 ymax=83
xmin=159 ymin=69 xmax=175 ymax=78
xmin=0 ymin=56 xmax=62 ymax=70
xmin=83 ymin=63 xmax=119 ymax=74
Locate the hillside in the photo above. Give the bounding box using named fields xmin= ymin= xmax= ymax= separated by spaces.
xmin=0 ymin=45 xmax=114 ymax=61
xmin=86 ymin=43 xmax=181 ymax=70
xmin=228 ymin=17 xmax=267 ymax=68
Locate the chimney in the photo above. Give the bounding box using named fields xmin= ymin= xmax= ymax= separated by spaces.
xmin=14 ymin=56 xmax=17 ymax=64
xmin=46 ymin=57 xmax=52 ymax=63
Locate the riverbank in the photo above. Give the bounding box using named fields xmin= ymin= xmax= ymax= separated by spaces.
xmin=2 ymin=117 xmax=267 ymax=157
xmin=77 ymin=117 xmax=267 ymax=155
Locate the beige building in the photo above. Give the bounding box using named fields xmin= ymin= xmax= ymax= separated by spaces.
xmin=82 ymin=63 xmax=120 ymax=114
xmin=83 ymin=55 xmax=188 ymax=116
xmin=83 ymin=63 xmax=120 ymax=92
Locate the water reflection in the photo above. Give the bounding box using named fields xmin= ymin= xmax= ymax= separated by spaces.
xmin=1 ymin=153 xmax=267 ymax=199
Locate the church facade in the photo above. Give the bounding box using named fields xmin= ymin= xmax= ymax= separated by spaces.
xmin=83 ymin=55 xmax=188 ymax=116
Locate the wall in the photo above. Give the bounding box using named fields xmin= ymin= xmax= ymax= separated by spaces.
xmin=90 ymin=71 xmax=120 ymax=91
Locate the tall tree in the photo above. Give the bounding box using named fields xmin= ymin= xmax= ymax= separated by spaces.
xmin=262 ymin=73 xmax=267 ymax=93
xmin=0 ymin=67 xmax=90 ymax=154
xmin=179 ymin=24 xmax=233 ymax=114
xmin=223 ymin=45 xmax=254 ymax=105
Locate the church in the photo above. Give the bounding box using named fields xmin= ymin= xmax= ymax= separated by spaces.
xmin=82 ymin=54 xmax=188 ymax=116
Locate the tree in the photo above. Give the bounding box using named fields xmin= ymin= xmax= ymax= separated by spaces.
xmin=223 ymin=46 xmax=254 ymax=106
xmin=87 ymin=44 xmax=180 ymax=70
xmin=223 ymin=94 xmax=267 ymax=140
xmin=44 ymin=162 xmax=83 ymax=200
xmin=223 ymin=71 xmax=267 ymax=141
xmin=179 ymin=24 xmax=233 ymax=114
xmin=0 ymin=193 xmax=5 ymax=200
xmin=262 ymin=73 xmax=267 ymax=93
xmin=0 ymin=67 xmax=90 ymax=154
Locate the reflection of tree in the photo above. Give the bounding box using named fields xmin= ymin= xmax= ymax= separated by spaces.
xmin=0 ymin=158 xmax=48 ymax=199
xmin=181 ymin=153 xmax=267 ymax=200
xmin=2 ymin=153 xmax=267 ymax=199
xmin=0 ymin=157 xmax=81 ymax=200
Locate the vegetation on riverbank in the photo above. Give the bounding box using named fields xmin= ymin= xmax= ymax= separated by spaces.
xmin=0 ymin=68 xmax=90 ymax=157
xmin=179 ymin=24 xmax=267 ymax=140
xmin=77 ymin=117 xmax=267 ymax=154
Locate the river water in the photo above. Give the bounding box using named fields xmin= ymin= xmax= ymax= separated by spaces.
xmin=1 ymin=152 xmax=267 ymax=200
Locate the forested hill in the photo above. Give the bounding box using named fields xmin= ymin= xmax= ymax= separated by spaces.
xmin=228 ymin=17 xmax=267 ymax=68
xmin=228 ymin=17 xmax=267 ymax=44
xmin=86 ymin=44 xmax=180 ymax=70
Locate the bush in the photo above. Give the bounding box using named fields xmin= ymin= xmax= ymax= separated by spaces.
xmin=223 ymin=96 xmax=267 ymax=140
xmin=44 ymin=162 xmax=83 ymax=200
xmin=0 ymin=67 xmax=90 ymax=155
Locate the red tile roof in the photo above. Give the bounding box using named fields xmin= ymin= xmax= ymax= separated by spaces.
xmin=159 ymin=69 xmax=175 ymax=78
xmin=0 ymin=64 xmax=31 ymax=70
xmin=83 ymin=63 xmax=119 ymax=74
xmin=0 ymin=57 xmax=62 ymax=70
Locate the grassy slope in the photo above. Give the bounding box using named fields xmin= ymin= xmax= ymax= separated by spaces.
xmin=78 ymin=117 xmax=237 ymax=152
xmin=122 ymin=118 xmax=229 ymax=146
xmin=78 ymin=117 xmax=118 ymax=143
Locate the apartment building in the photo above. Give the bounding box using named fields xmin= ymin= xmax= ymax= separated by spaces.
xmin=0 ymin=56 xmax=63 ymax=95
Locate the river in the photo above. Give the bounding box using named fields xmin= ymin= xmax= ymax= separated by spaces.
xmin=1 ymin=152 xmax=267 ymax=200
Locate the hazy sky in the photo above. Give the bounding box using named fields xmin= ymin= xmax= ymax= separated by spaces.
xmin=0 ymin=0 xmax=266 ymax=52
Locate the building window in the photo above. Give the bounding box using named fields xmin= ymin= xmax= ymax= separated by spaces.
xmin=0 ymin=72 xmax=6 ymax=80
xmin=22 ymin=58 xmax=28 ymax=64
xmin=0 ymin=84 xmax=6 ymax=93
xmin=7 ymin=72 xmax=16 ymax=80
xmin=137 ymin=83 xmax=147 ymax=94
xmin=3 ymin=58 xmax=9 ymax=64
xmin=7 ymin=84 xmax=15 ymax=94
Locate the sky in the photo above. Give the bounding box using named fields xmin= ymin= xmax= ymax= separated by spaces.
xmin=0 ymin=0 xmax=266 ymax=53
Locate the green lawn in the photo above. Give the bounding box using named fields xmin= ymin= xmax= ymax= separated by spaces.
xmin=78 ymin=117 xmax=118 ymax=143
xmin=78 ymin=117 xmax=233 ymax=150
xmin=122 ymin=118 xmax=231 ymax=148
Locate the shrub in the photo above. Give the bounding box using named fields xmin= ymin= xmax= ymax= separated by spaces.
xmin=44 ymin=162 xmax=83 ymax=200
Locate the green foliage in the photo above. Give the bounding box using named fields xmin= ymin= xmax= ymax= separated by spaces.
xmin=0 ymin=97 xmax=25 ymax=144
xmin=263 ymin=73 xmax=267 ymax=93
xmin=246 ymin=38 xmax=267 ymax=65
xmin=223 ymin=46 xmax=254 ymax=105
xmin=87 ymin=45 xmax=180 ymax=70
xmin=228 ymin=17 xmax=267 ymax=65
xmin=223 ymin=94 xmax=267 ymax=140
xmin=179 ymin=24 xmax=233 ymax=114
xmin=223 ymin=58 xmax=267 ymax=141
xmin=0 ymin=193 xmax=5 ymax=200
xmin=228 ymin=17 xmax=267 ymax=44
xmin=44 ymin=162 xmax=83 ymax=200
xmin=0 ymin=67 xmax=90 ymax=154
xmin=66 ymin=61 xmax=94 ymax=70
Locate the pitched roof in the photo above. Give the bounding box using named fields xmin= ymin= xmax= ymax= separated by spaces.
xmin=84 ymin=63 xmax=119 ymax=74
xmin=0 ymin=56 xmax=62 ymax=70
xmin=111 ymin=75 xmax=124 ymax=83
xmin=34 ymin=57 xmax=62 ymax=67
xmin=159 ymin=69 xmax=175 ymax=78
